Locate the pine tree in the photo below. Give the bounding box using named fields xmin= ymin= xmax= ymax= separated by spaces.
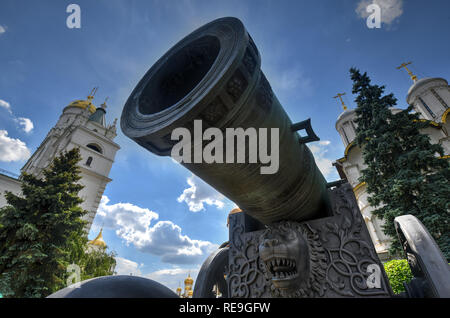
xmin=350 ymin=68 xmax=450 ymax=259
xmin=0 ymin=148 xmax=115 ymax=297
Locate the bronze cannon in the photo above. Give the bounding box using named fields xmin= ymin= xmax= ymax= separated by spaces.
xmin=119 ymin=17 xmax=449 ymax=299
xmin=120 ymin=17 xmax=330 ymax=225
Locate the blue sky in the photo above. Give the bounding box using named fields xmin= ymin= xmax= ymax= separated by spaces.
xmin=1 ymin=0 xmax=449 ymax=291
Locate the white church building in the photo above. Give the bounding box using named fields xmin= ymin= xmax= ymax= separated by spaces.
xmin=333 ymin=73 xmax=450 ymax=260
xmin=0 ymin=90 xmax=120 ymax=232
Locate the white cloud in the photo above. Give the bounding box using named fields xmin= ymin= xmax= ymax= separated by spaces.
xmin=17 ymin=117 xmax=34 ymax=133
xmin=309 ymin=140 xmax=336 ymax=179
xmin=0 ymin=99 xmax=34 ymax=133
xmin=0 ymin=130 xmax=31 ymax=162
xmin=96 ymin=196 xmax=218 ymax=265
xmin=97 ymin=196 xmax=159 ymax=233
xmin=177 ymin=175 xmax=225 ymax=212
xmin=0 ymin=99 xmax=12 ymax=114
xmin=270 ymin=65 xmax=313 ymax=97
xmin=0 ymin=25 xmax=5 ymax=35
xmin=318 ymin=140 xmax=331 ymax=146
xmin=356 ymin=0 xmax=403 ymax=25
xmin=138 ymin=221 xmax=218 ymax=264
xmin=114 ymin=257 xmax=143 ymax=276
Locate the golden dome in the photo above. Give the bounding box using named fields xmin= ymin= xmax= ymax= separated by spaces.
xmin=67 ymin=99 xmax=96 ymax=113
xmin=184 ymin=273 xmax=194 ymax=286
xmin=88 ymin=228 xmax=107 ymax=248
xmin=187 ymin=290 xmax=193 ymax=297
xmin=230 ymin=207 xmax=242 ymax=214
xmin=227 ymin=207 xmax=242 ymax=227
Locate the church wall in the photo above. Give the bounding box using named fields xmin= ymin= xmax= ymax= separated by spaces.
xmin=435 ymin=86 xmax=450 ymax=107
xmin=77 ymin=144 xmax=113 ymax=177
xmin=85 ymin=121 xmax=107 ymax=136
xmin=420 ymin=126 xmax=445 ymax=146
xmin=356 ymin=186 xmax=391 ymax=259
xmin=342 ymin=146 xmax=365 ymax=186
xmin=77 ymin=168 xmax=109 ymax=230
xmin=419 ymin=92 xmax=442 ymax=120
xmin=71 ymin=127 xmax=117 ymax=158
xmin=0 ymin=174 xmax=22 ymax=208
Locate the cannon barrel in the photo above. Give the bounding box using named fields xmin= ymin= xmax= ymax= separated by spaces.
xmin=121 ymin=17 xmax=330 ymax=224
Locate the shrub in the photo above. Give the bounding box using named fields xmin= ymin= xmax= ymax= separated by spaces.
xmin=384 ymin=259 xmax=413 ymax=294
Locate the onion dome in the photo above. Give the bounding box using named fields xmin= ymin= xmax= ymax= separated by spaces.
xmin=67 ymin=99 xmax=96 ymax=114
xmin=230 ymin=207 xmax=242 ymax=214
xmin=88 ymin=228 xmax=107 ymax=248
xmin=406 ymin=77 xmax=448 ymax=104
xmin=66 ymin=88 xmax=99 ymax=114
xmin=406 ymin=77 xmax=449 ymax=123
xmin=184 ymin=273 xmax=193 ymax=286
xmin=227 ymin=207 xmax=242 ymax=227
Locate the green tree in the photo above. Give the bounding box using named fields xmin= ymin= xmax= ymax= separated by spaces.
xmin=383 ymin=259 xmax=413 ymax=294
xmin=0 ymin=148 xmax=115 ymax=297
xmin=350 ymin=68 xmax=450 ymax=259
xmin=65 ymin=232 xmax=116 ymax=282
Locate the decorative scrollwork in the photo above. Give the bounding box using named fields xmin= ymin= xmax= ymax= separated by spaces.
xmin=243 ymin=47 xmax=256 ymax=75
xmin=321 ymin=186 xmax=390 ymax=297
xmin=226 ymin=184 xmax=391 ymax=298
xmin=201 ymin=97 xmax=228 ymax=126
xmin=226 ymin=69 xmax=248 ymax=103
xmin=227 ymin=216 xmax=270 ymax=298
xmin=255 ymin=74 xmax=273 ymax=113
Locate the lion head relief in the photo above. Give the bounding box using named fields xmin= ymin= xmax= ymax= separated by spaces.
xmin=258 ymin=221 xmax=327 ymax=297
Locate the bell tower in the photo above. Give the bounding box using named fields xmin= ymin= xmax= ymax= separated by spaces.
xmin=21 ymin=89 xmax=120 ymax=232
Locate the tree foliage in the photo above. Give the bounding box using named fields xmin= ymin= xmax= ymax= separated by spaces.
xmin=350 ymin=68 xmax=450 ymax=259
xmin=66 ymin=232 xmax=116 ymax=282
xmin=0 ymin=148 xmax=116 ymax=298
xmin=383 ymin=259 xmax=413 ymax=294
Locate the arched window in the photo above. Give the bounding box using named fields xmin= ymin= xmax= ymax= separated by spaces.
xmin=418 ymin=97 xmax=435 ymax=118
xmin=86 ymin=156 xmax=93 ymax=167
xmin=86 ymin=143 xmax=102 ymax=154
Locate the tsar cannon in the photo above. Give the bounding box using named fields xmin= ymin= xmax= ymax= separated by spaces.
xmin=49 ymin=17 xmax=449 ymax=298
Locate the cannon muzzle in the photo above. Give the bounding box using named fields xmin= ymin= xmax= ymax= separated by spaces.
xmin=121 ymin=17 xmax=329 ymax=224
